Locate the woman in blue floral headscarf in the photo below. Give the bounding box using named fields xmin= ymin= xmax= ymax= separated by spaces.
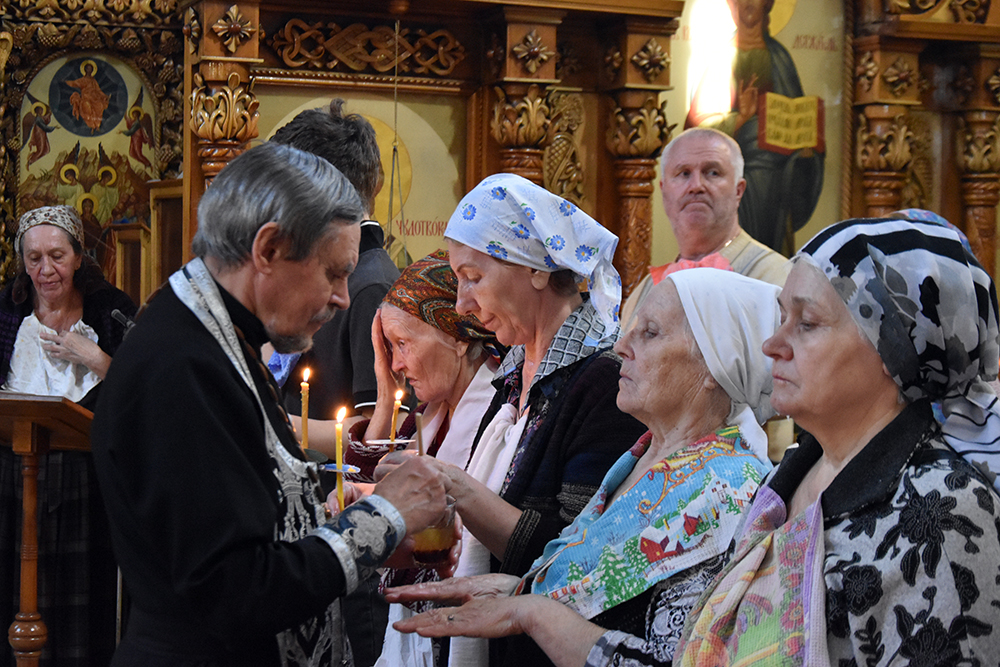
xmin=376 ymin=173 xmax=646 ymax=666
xmin=675 ymin=214 xmax=1000 ymax=667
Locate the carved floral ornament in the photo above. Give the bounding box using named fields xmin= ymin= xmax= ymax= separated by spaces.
xmin=885 ymin=0 xmax=990 ymax=22
xmin=189 ymin=71 xmax=260 ymax=143
xmin=512 ymin=30 xmax=555 ymax=76
xmin=987 ymin=67 xmax=1000 ymax=106
xmin=212 ymin=5 xmax=255 ymax=54
xmin=5 ymin=0 xmax=177 ymax=24
xmin=856 ymin=52 xmax=878 ymax=92
xmin=882 ymin=56 xmax=915 ymax=97
xmin=631 ymin=38 xmax=669 ymax=83
xmin=183 ymin=8 xmax=201 ymax=55
xmin=556 ymin=43 xmax=582 ymax=80
xmin=856 ymin=113 xmax=915 ymax=172
xmin=951 ymin=0 xmax=990 ymax=23
xmin=606 ymin=95 xmax=673 ymax=158
xmin=958 ymin=114 xmax=1000 ymax=173
xmin=603 ymin=45 xmax=624 ymax=82
xmin=491 ymin=84 xmax=550 ymax=148
xmin=269 ymin=20 xmax=466 ymax=77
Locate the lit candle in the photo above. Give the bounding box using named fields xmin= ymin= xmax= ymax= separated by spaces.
xmin=390 ymin=389 xmax=403 ymax=441
xmin=414 ymin=412 xmax=425 ymax=456
xmin=300 ymin=368 xmax=311 ymax=450
xmin=335 ymin=406 xmax=346 ymax=512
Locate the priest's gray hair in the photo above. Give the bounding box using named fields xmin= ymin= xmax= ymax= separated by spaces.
xmin=659 ymin=127 xmax=745 ymax=182
xmin=192 ymin=142 xmax=364 ymax=268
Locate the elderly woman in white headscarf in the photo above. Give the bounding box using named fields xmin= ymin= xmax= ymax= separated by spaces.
xmin=386 ymin=268 xmax=779 ymax=667
xmin=377 ymin=173 xmax=648 ymax=666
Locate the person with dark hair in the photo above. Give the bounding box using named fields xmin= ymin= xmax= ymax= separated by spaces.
xmin=91 ymin=142 xmax=453 ymax=667
xmin=269 ymin=98 xmax=401 ymax=667
xmin=270 ymin=99 xmax=398 ymax=419
xmin=0 ymin=204 xmax=136 ymax=667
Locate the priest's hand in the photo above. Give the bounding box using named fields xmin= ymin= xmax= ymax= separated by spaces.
xmin=373 ymin=455 xmax=450 ymax=534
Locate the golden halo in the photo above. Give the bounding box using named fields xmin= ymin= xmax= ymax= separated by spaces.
xmin=769 ymin=0 xmax=797 ymax=36
xmin=31 ymin=102 xmax=45 ymax=114
xmin=77 ymin=193 xmax=98 ymax=211
xmin=59 ymin=163 xmax=79 ymax=183
xmin=129 ymin=106 xmax=142 ymax=119
xmin=98 ymin=166 xmax=117 ymax=186
xmin=80 ymin=59 xmax=98 ymax=75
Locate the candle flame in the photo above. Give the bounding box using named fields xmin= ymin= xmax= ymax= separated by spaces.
xmin=336 ymin=407 xmax=347 ymax=422
xmin=303 ymin=368 xmax=311 ymax=382
xmin=394 ymin=389 xmax=404 ymax=401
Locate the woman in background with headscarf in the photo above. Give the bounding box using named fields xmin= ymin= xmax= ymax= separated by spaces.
xmin=0 ymin=205 xmax=136 ymax=667
xmin=676 ymin=216 xmax=1000 ymax=666
xmin=388 ymin=268 xmax=779 ymax=667
xmin=378 ymin=173 xmax=647 ymax=665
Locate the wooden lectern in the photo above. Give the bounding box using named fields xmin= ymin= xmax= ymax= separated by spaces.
xmin=0 ymin=394 xmax=92 ymax=667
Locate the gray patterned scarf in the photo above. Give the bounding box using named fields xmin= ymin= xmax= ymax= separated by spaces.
xmin=798 ymin=215 xmax=1000 ymax=490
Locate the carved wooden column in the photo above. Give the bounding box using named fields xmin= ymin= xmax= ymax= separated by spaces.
xmin=853 ymin=37 xmax=921 ymax=217
xmin=956 ymin=46 xmax=1000 ymax=273
xmin=183 ymin=1 xmax=261 ymax=257
xmin=487 ymin=8 xmax=563 ymax=185
xmin=601 ymin=18 xmax=677 ymax=298
xmin=856 ymin=105 xmax=914 ymax=216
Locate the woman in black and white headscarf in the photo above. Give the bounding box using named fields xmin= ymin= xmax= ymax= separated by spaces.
xmin=675 ymin=213 xmax=1000 ymax=667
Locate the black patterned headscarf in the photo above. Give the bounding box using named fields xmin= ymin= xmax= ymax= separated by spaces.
xmin=798 ymin=215 xmax=1000 ymax=488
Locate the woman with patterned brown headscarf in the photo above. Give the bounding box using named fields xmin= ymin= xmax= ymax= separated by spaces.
xmin=303 ymin=249 xmax=501 ymax=478
xmin=303 ymin=250 xmax=502 ymax=666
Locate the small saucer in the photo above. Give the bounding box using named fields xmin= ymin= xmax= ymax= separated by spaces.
xmin=319 ymin=463 xmax=362 ymax=474
xmin=366 ymin=438 xmax=415 ymax=449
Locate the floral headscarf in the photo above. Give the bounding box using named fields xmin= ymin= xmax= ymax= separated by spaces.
xmin=383 ymin=250 xmax=500 ymax=353
xmin=444 ymin=173 xmax=621 ymax=336
xmin=16 ymin=205 xmax=85 ymax=254
xmin=798 ymin=215 xmax=1000 ymax=489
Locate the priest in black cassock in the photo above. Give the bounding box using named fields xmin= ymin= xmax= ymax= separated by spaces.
xmin=91 ymin=142 xmax=451 ymax=667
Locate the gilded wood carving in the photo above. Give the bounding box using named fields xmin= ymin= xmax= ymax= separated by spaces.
xmin=512 ymin=29 xmax=555 ymax=76
xmin=958 ymin=113 xmax=1000 ymax=173
xmin=606 ymin=95 xmax=672 ymax=158
xmin=544 ymin=91 xmax=585 ymax=206
xmin=630 ymin=39 xmax=669 ymax=84
xmin=856 ymin=52 xmax=878 ymax=92
xmin=268 ymin=20 xmax=465 ymax=77
xmin=183 ymin=7 xmax=201 ymax=55
xmin=211 ymin=5 xmax=254 ymax=54
xmin=491 ymin=84 xmax=549 ymax=148
xmin=5 ymin=0 xmax=178 ymax=24
xmin=856 ymin=113 xmax=915 ymax=172
xmin=882 ymin=56 xmax=915 ymax=97
xmin=603 ymin=45 xmax=623 ymax=84
xmin=189 ymin=71 xmax=259 ymax=144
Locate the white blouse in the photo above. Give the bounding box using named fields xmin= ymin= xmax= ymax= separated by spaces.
xmin=3 ymin=312 xmax=102 ymax=402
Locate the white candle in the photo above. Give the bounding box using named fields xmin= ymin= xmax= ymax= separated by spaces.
xmin=390 ymin=389 xmax=403 ymax=441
